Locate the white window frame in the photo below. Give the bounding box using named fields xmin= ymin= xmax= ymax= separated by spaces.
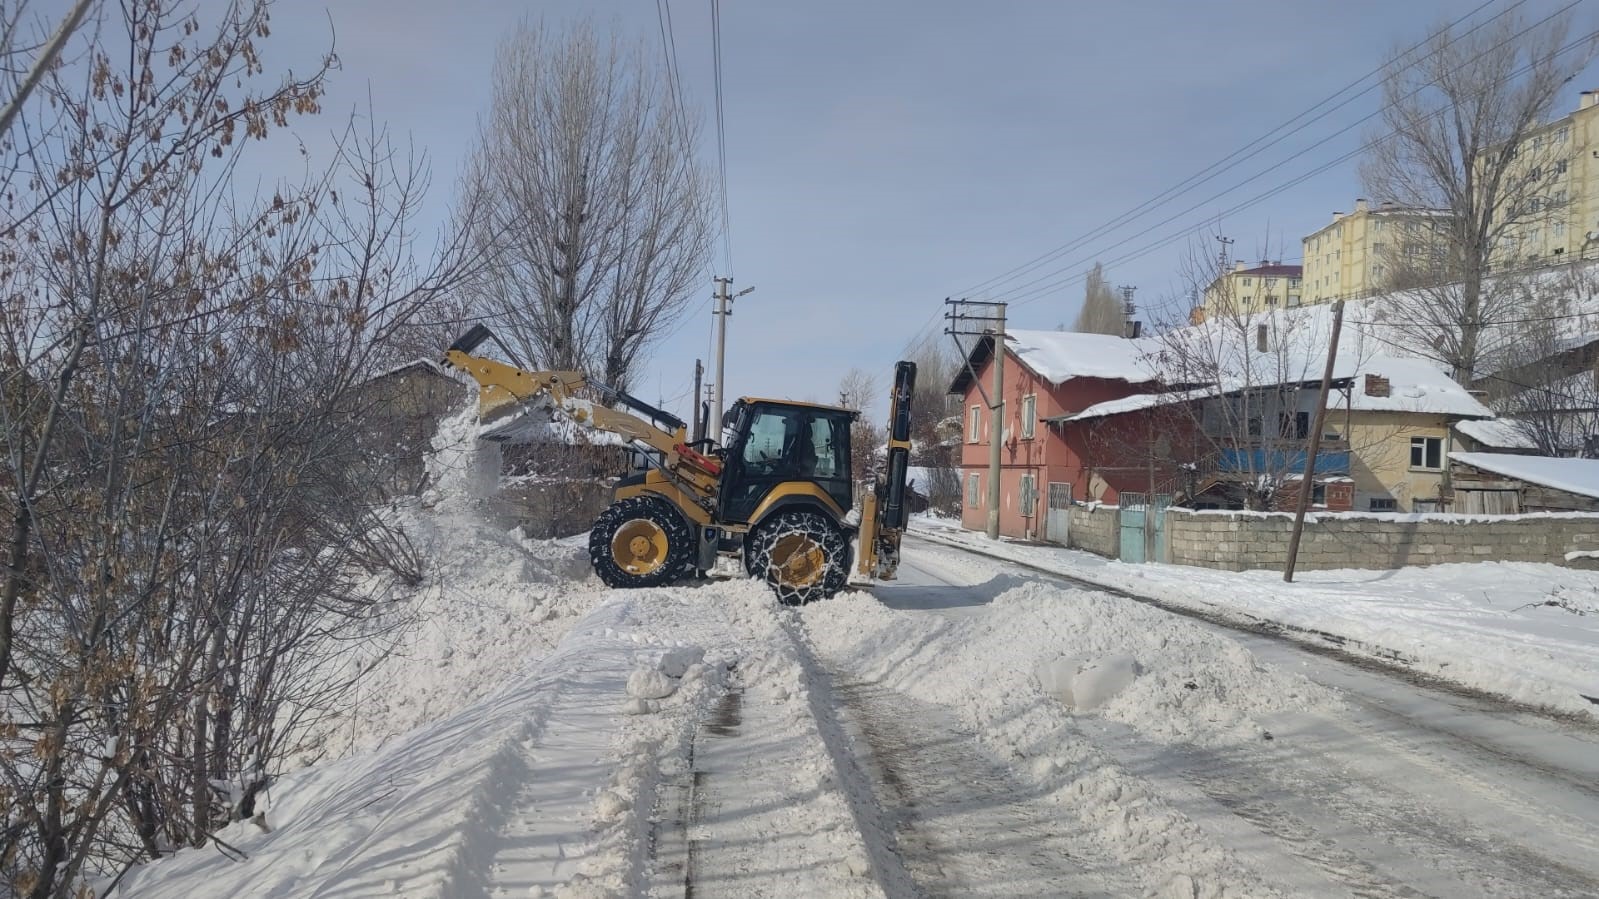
xmin=968 ymin=405 xmax=982 ymax=443
xmin=966 ymin=472 xmax=981 ymax=507
xmin=1021 ymin=394 xmax=1036 ymax=439
xmin=1409 ymin=436 xmax=1443 ymax=471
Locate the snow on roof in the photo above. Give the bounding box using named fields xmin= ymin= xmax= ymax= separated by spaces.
xmin=1051 ymin=388 xmax=1210 ymax=424
xmin=1004 ymin=329 xmax=1160 ymax=386
xmin=1333 ymin=355 xmax=1493 ymax=418
xmin=1456 ymin=418 xmax=1538 ymax=450
xmin=1450 ymin=451 xmax=1599 ymax=499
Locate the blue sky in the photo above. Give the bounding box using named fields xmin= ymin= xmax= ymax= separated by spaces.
xmin=263 ymin=0 xmax=1597 ymax=421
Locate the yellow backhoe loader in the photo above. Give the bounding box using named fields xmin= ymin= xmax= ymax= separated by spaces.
xmin=441 ymin=325 xmax=917 ymax=603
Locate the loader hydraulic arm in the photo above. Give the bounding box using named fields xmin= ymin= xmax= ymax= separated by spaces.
xmin=857 ymin=359 xmax=917 ymax=581
xmin=441 ymin=325 xmax=723 ymax=499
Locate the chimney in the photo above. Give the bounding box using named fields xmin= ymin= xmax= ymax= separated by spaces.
xmin=1234 ymin=261 xmax=1246 ymax=272
xmin=1364 ymin=374 xmax=1391 ymax=398
xmin=1380 ymin=199 xmax=1397 ymax=209
xmin=1582 ymin=90 xmax=1599 ymax=110
xmin=1331 ymin=211 xmax=1344 ymax=223
xmin=1354 ymin=198 xmax=1369 ymax=213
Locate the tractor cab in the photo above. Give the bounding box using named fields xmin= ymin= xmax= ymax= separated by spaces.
xmin=718 ymin=398 xmax=857 ymax=525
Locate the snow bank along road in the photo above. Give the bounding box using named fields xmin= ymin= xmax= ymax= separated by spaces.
xmin=122 ymin=536 xmax=1599 ymax=897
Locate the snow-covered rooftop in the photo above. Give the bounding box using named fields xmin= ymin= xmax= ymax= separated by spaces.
xmin=1052 ymin=388 xmax=1211 ymax=424
xmin=1450 ymin=451 xmax=1599 ymax=499
xmin=1455 ymin=418 xmax=1538 ymax=450
xmin=1333 ymin=356 xmax=1493 ymax=419
xmin=1004 ymin=329 xmax=1160 ymax=386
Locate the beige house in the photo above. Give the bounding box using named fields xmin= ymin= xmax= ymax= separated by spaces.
xmin=1324 ymin=360 xmax=1493 ymax=512
xmin=1301 ymin=199 xmax=1450 ymax=305
xmin=1198 ymin=261 xmax=1302 ymax=321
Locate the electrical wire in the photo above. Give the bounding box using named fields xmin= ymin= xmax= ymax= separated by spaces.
xmin=997 ymin=13 xmax=1598 ymax=311
xmin=956 ymin=0 xmax=1513 ymax=300
xmin=711 ymin=0 xmax=733 ymax=276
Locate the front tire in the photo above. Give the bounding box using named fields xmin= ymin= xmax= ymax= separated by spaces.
xmin=748 ymin=510 xmax=849 ymax=605
xmin=589 ymin=496 xmax=693 ymax=589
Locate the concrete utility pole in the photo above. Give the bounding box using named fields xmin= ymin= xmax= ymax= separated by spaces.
xmin=945 ymin=298 xmax=1008 ymax=540
xmin=709 ymin=278 xmax=753 ymax=443
xmin=1284 ymin=299 xmax=1346 ymax=582
xmin=711 ymin=276 xmax=732 ymax=440
xmin=986 ymin=304 xmax=1007 ymax=540
xmin=691 ymin=358 xmax=704 ymax=442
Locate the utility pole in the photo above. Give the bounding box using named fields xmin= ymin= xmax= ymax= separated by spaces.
xmin=710 ymin=276 xmax=754 ymax=445
xmin=691 ymin=358 xmax=704 ymax=442
xmin=1119 ymin=284 xmax=1140 ymax=339
xmin=945 ymin=298 xmax=1007 ymax=540
xmin=1284 ymin=299 xmax=1345 ymax=582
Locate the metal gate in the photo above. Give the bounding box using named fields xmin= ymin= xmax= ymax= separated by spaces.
xmin=1119 ymin=493 xmax=1147 ymax=563
xmin=1118 ymin=492 xmax=1172 ymax=563
xmin=1046 ymin=482 xmax=1071 ymax=545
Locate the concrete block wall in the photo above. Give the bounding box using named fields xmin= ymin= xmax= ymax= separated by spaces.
xmin=1164 ymin=509 xmax=1599 ymax=572
xmin=1067 ymin=503 xmax=1120 ymax=558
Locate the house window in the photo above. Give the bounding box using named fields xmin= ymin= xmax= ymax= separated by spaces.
xmin=967 ymin=472 xmax=981 ymax=507
xmin=968 ymin=405 xmax=982 ymax=443
xmin=1288 ymin=293 xmax=1302 ymax=307
xmin=1409 ymin=436 xmax=1443 ymax=470
xmin=1372 ymin=241 xmax=1385 ymax=255
xmin=1558 ymin=125 xmax=1570 ymax=143
xmin=1373 ymin=220 xmax=1384 ymax=232
xmin=1557 ymin=159 xmax=1569 ymax=175
xmin=1369 ymin=497 xmax=1398 ymax=512
xmin=1019 ymin=474 xmax=1036 ymax=516
xmin=1556 ymin=221 xmax=1567 ymax=238
xmin=1021 ymin=394 xmax=1036 ymax=439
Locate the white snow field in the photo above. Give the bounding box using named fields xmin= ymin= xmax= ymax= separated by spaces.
xmin=116 ymin=420 xmax=1599 ymax=897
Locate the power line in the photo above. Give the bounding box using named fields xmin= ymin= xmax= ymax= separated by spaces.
xmin=998 ymin=12 xmax=1598 ymax=311
xmin=655 ymin=0 xmax=694 ymax=152
xmin=954 ymin=0 xmax=1513 ymax=299
xmin=710 ymin=0 xmax=733 ymax=275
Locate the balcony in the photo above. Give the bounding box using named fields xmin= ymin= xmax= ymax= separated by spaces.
xmin=1217 ymin=439 xmax=1350 ymax=476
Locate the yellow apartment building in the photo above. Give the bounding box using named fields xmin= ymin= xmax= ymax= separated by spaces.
xmin=1301 ymin=199 xmax=1450 ymax=304
xmin=1199 ymin=261 xmax=1302 ymax=321
xmin=1487 ymin=90 xmax=1599 ymax=267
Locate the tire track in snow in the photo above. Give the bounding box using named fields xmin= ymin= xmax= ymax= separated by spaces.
xmin=827 ymin=678 xmax=1134 ymax=897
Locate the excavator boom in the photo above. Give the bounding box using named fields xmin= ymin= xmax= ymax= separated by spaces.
xmin=857 ymin=359 xmax=917 ymax=581
xmin=442 ymin=325 xmax=723 ymax=499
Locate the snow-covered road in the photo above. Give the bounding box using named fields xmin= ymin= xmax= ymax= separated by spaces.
xmin=803 ymin=542 xmax=1599 ymax=898
xmin=119 ymin=509 xmax=1599 ymax=898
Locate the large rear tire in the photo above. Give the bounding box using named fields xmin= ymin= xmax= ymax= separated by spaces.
xmin=748 ymin=510 xmax=849 ymax=605
xmin=589 ymin=496 xmax=693 ymax=589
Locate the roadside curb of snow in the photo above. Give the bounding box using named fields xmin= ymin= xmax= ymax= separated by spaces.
xmin=907 ymin=528 xmax=1599 ymax=723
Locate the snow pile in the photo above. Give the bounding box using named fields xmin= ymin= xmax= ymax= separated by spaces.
xmin=316 ymin=405 xmax=601 ymax=759
xmin=808 ymin=581 xmax=1333 ymax=747
xmin=912 ymin=522 xmax=1599 ymax=718
xmin=804 ymin=582 xmax=1317 ymax=896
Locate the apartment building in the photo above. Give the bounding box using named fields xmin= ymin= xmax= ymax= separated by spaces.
xmin=1198 ymin=260 xmax=1302 ymax=320
xmin=1300 ymin=199 xmax=1449 ymax=304
xmin=1487 ymin=90 xmax=1599 ymax=267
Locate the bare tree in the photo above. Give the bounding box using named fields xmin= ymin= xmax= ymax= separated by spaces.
xmin=838 ymin=367 xmax=881 ymax=498
xmin=1147 ymin=233 xmax=1368 ymax=511
xmin=461 ymin=20 xmax=715 ymax=392
xmin=0 ymin=3 xmax=465 ymax=893
xmin=1361 ymin=9 xmax=1597 ymax=383
xmin=1072 ymin=262 xmax=1126 ymax=335
xmin=1481 ymin=266 xmax=1599 ymax=455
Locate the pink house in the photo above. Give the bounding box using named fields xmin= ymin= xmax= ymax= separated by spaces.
xmin=949 ymin=329 xmax=1177 ymax=539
